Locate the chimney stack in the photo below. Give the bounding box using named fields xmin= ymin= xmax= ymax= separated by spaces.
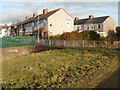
xmin=26 ymin=16 xmax=30 ymax=20
xmin=75 ymin=17 xmax=79 ymax=21
xmin=33 ymin=13 xmax=37 ymax=17
xmin=17 ymin=19 xmax=20 ymax=23
xmin=43 ymin=8 xmax=48 ymax=14
xmin=89 ymin=15 xmax=94 ymax=19
xmin=12 ymin=21 xmax=15 ymax=25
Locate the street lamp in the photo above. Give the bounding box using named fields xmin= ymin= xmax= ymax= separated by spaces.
xmin=33 ymin=8 xmax=40 ymax=44
xmin=38 ymin=13 xmax=40 ymax=43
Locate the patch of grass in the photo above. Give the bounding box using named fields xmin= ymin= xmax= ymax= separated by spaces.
xmin=2 ymin=48 xmax=119 ymax=88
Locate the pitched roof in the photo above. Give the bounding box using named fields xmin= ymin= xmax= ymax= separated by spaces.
xmin=74 ymin=16 xmax=109 ymax=25
xmin=33 ymin=8 xmax=61 ymax=21
xmin=16 ymin=8 xmax=61 ymax=26
xmin=0 ymin=25 xmax=3 ymax=29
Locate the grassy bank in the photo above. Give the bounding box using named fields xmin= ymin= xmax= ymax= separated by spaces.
xmin=2 ymin=48 xmax=119 ymax=88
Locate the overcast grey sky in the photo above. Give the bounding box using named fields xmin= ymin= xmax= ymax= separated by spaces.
xmin=0 ymin=1 xmax=119 ymax=26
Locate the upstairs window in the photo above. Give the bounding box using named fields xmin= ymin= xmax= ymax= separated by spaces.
xmin=81 ymin=25 xmax=83 ymax=30
xmin=43 ymin=19 xmax=46 ymax=22
xmin=98 ymin=24 xmax=100 ymax=29
xmin=91 ymin=26 xmax=93 ymax=29
xmin=50 ymin=24 xmax=52 ymax=27
xmin=0 ymin=30 xmax=2 ymax=34
xmin=24 ymin=24 xmax=27 ymax=28
xmin=77 ymin=26 xmax=79 ymax=31
xmin=32 ymin=22 xmax=34 ymax=26
xmin=34 ymin=21 xmax=37 ymax=26
xmin=66 ymin=19 xmax=71 ymax=27
xmin=87 ymin=25 xmax=89 ymax=30
xmin=29 ymin=23 xmax=32 ymax=27
xmin=94 ymin=26 xmax=96 ymax=30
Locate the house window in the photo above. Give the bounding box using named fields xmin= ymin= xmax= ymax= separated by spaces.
xmin=27 ymin=23 xmax=29 ymax=27
xmin=32 ymin=27 xmax=34 ymax=31
xmin=94 ymin=26 xmax=96 ymax=30
xmin=84 ymin=25 xmax=87 ymax=30
xmin=79 ymin=25 xmax=81 ymax=30
xmin=91 ymin=26 xmax=93 ymax=29
xmin=42 ymin=19 xmax=46 ymax=26
xmin=43 ymin=19 xmax=46 ymax=22
xmin=81 ymin=25 xmax=83 ymax=30
xmin=32 ymin=22 xmax=34 ymax=26
xmin=30 ymin=23 xmax=31 ymax=27
xmin=5 ymin=30 xmax=8 ymax=34
xmin=0 ymin=30 xmax=2 ymax=34
xmin=87 ymin=25 xmax=89 ymax=30
xmin=44 ymin=22 xmax=45 ymax=26
xmin=50 ymin=24 xmax=52 ymax=27
xmin=35 ymin=21 xmax=37 ymax=26
xmin=66 ymin=19 xmax=71 ymax=27
xmin=20 ymin=25 xmax=21 ymax=28
xmin=98 ymin=24 xmax=100 ymax=29
xmin=25 ymin=24 xmax=27 ymax=27
xmin=77 ymin=26 xmax=79 ymax=31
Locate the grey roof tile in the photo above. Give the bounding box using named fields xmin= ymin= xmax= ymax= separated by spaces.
xmin=74 ymin=16 xmax=109 ymax=25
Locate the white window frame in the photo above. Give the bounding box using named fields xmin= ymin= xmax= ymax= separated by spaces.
xmin=66 ymin=19 xmax=71 ymax=27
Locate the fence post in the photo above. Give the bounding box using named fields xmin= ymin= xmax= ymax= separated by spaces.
xmin=72 ymin=41 xmax=74 ymax=48
xmin=49 ymin=39 xmax=51 ymax=47
xmin=51 ymin=40 xmax=52 ymax=47
xmin=41 ymin=39 xmax=43 ymax=46
xmin=63 ymin=40 xmax=65 ymax=48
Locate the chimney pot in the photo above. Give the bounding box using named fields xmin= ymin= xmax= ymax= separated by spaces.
xmin=17 ymin=19 xmax=20 ymax=23
xmin=33 ymin=13 xmax=37 ymax=17
xmin=75 ymin=17 xmax=79 ymax=21
xmin=43 ymin=8 xmax=48 ymax=14
xmin=26 ymin=16 xmax=30 ymax=20
xmin=89 ymin=15 xmax=94 ymax=19
xmin=12 ymin=21 xmax=14 ymax=24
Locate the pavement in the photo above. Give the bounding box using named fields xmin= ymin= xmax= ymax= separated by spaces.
xmin=95 ymin=68 xmax=119 ymax=88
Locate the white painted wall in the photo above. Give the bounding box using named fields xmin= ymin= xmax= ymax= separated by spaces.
xmin=47 ymin=9 xmax=74 ymax=36
xmin=103 ymin=16 xmax=116 ymax=33
xmin=0 ymin=28 xmax=10 ymax=38
xmin=74 ymin=17 xmax=116 ymax=37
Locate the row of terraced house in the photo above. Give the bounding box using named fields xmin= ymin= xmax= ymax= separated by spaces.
xmin=7 ymin=8 xmax=116 ymax=38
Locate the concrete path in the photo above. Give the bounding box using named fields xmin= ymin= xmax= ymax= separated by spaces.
xmin=96 ymin=68 xmax=119 ymax=88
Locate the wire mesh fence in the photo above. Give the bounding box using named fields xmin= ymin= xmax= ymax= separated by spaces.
xmin=38 ymin=39 xmax=120 ymax=48
xmin=1 ymin=37 xmax=119 ymax=48
xmin=0 ymin=36 xmax=36 ymax=48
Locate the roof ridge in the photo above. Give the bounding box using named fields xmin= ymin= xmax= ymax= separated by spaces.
xmin=74 ymin=16 xmax=110 ymax=25
xmin=78 ymin=16 xmax=109 ymax=20
xmin=46 ymin=8 xmax=61 ymax=13
xmin=75 ymin=16 xmax=110 ymax=22
xmin=16 ymin=8 xmax=62 ymax=25
xmin=93 ymin=16 xmax=109 ymax=19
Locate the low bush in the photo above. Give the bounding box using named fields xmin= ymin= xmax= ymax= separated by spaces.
xmin=50 ymin=31 xmax=100 ymax=40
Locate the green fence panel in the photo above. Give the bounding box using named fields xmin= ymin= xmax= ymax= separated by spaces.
xmin=0 ymin=36 xmax=36 ymax=48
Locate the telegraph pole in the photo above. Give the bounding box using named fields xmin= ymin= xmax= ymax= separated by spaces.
xmin=38 ymin=14 xmax=39 ymax=43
